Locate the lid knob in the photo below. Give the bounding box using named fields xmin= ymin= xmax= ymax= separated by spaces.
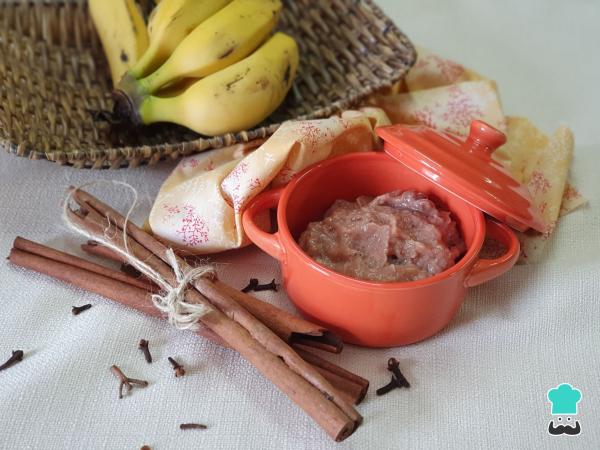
xmin=464 ymin=120 xmax=507 ymax=156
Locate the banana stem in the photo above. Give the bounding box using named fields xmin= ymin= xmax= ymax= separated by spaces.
xmin=113 ymin=74 xmax=158 ymax=125
xmin=112 ymin=89 xmax=141 ymax=125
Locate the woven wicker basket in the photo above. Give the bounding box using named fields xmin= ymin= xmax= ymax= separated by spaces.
xmin=0 ymin=0 xmax=415 ymax=168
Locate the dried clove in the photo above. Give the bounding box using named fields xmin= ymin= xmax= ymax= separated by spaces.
xmin=375 ymin=379 xmax=398 ymax=396
xmin=0 ymin=350 xmax=24 ymax=371
xmin=241 ymin=278 xmax=259 ymax=293
xmin=254 ymin=279 xmax=278 ymax=292
xmin=168 ymin=357 xmax=185 ymax=377
xmin=138 ymin=339 xmax=152 ymax=363
xmin=110 ymin=365 xmax=149 ymax=399
xmin=241 ymin=278 xmax=277 ymax=293
xmin=72 ymin=303 xmax=93 ymax=315
xmin=387 ymin=357 xmax=410 ymax=388
xmin=376 ymin=357 xmax=410 ymax=396
xmin=180 ymin=423 xmax=208 ymax=430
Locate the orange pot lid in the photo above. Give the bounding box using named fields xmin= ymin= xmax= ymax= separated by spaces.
xmin=376 ymin=120 xmax=546 ymax=233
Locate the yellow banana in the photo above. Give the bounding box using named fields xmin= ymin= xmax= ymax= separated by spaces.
xmin=150 ymin=78 xmax=198 ymax=97
xmin=129 ymin=0 xmax=232 ymax=79
xmin=135 ymin=0 xmax=282 ymax=95
xmin=132 ymin=32 xmax=299 ymax=136
xmin=89 ymin=0 xmax=148 ymax=86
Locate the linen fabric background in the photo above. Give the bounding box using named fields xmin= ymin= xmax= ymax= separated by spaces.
xmin=0 ymin=0 xmax=598 ymax=449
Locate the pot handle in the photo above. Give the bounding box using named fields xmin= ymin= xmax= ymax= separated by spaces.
xmin=242 ymin=187 xmax=285 ymax=261
xmin=464 ymin=218 xmax=520 ymax=288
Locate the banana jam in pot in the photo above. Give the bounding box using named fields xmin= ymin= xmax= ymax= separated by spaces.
xmin=299 ymin=190 xmax=465 ymax=282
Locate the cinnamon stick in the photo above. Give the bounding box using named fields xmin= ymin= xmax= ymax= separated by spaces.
xmin=83 ymin=241 xmax=343 ymax=353
xmin=82 ymin=241 xmax=131 ymax=264
xmin=69 ymin=190 xmax=362 ymax=429
xmin=14 ymin=237 xmax=156 ymax=293
xmin=9 ymin=242 xmax=228 ymax=347
xmin=13 ymin=234 xmax=358 ymax=439
xmin=294 ymin=347 xmax=369 ymax=405
xmin=67 ymin=188 xmax=363 ymax=440
xmin=9 ymin=247 xmax=154 ymax=313
xmin=9 ymin=238 xmax=367 ymax=405
xmin=214 ymin=281 xmax=343 ymax=353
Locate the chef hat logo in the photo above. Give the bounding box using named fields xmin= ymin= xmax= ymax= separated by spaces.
xmin=547 ymin=383 xmax=582 ymax=415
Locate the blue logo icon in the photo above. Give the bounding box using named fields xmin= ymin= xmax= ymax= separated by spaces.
xmin=547 ymin=383 xmax=582 ymax=436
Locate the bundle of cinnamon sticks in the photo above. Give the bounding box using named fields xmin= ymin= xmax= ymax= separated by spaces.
xmin=7 ymin=187 xmax=367 ymax=441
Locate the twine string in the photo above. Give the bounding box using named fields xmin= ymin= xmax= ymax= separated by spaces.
xmin=62 ymin=181 xmax=214 ymax=330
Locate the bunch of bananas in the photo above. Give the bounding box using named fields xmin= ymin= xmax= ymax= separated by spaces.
xmin=90 ymin=0 xmax=299 ymax=136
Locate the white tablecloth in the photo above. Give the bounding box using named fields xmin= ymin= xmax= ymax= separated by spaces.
xmin=1 ymin=1 xmax=598 ymax=448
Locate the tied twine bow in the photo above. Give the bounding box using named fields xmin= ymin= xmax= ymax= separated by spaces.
xmin=62 ymin=181 xmax=214 ymax=330
xmin=154 ymin=250 xmax=215 ymax=330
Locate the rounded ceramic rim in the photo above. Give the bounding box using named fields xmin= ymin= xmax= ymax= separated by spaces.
xmin=277 ymin=152 xmax=486 ymax=290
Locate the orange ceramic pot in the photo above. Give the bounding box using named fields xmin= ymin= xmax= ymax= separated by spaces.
xmin=242 ymin=152 xmax=520 ymax=347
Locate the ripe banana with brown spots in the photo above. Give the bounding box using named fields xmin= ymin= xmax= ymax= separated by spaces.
xmin=121 ymin=32 xmax=299 ymax=136
xmin=89 ymin=0 xmax=149 ymax=86
xmin=128 ymin=0 xmax=232 ymax=79
xmin=121 ymin=0 xmax=282 ymax=98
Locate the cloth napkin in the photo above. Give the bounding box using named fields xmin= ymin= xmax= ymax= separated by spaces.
xmin=149 ymin=108 xmax=390 ymax=252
